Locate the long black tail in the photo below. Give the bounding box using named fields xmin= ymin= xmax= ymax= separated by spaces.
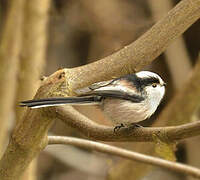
xmin=20 ymin=96 xmax=101 ymax=108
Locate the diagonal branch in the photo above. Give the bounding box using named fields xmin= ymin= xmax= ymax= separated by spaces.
xmin=65 ymin=0 xmax=200 ymax=91
xmin=48 ymin=136 xmax=200 ymax=179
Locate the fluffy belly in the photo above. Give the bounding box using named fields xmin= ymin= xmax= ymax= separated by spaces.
xmin=101 ymin=98 xmax=150 ymax=125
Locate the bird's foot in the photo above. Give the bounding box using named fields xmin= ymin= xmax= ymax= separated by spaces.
xmin=114 ymin=123 xmax=143 ymax=133
xmin=114 ymin=123 xmax=125 ymax=133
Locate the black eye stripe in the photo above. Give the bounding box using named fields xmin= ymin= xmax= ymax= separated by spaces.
xmin=117 ymin=74 xmax=160 ymax=92
xmin=140 ymin=77 xmax=160 ymax=86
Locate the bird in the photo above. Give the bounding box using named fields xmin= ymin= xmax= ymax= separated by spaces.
xmin=20 ymin=71 xmax=166 ymax=129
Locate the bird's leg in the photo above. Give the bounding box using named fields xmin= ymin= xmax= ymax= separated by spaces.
xmin=114 ymin=123 xmax=143 ymax=133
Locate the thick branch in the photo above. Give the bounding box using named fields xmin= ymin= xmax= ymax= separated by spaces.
xmin=148 ymin=0 xmax=191 ymax=90
xmin=56 ymin=106 xmax=200 ymax=142
xmin=65 ymin=0 xmax=200 ymax=91
xmin=48 ymin=136 xmax=200 ymax=179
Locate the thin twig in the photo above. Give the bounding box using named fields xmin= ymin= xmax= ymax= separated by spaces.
xmin=45 ymin=140 xmax=107 ymax=176
xmin=48 ymin=136 xmax=200 ymax=178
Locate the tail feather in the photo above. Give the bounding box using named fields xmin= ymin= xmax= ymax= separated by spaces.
xmin=20 ymin=96 xmax=101 ymax=108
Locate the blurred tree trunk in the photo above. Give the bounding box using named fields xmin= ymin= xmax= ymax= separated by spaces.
xmin=15 ymin=0 xmax=50 ymax=179
xmin=0 ymin=0 xmax=25 ymax=155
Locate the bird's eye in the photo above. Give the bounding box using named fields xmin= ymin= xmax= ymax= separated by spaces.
xmin=152 ymin=83 xmax=157 ymax=88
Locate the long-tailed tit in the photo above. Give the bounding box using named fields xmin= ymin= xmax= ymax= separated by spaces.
xmin=20 ymin=71 xmax=166 ymax=128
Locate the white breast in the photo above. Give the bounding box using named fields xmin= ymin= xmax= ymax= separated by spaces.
xmin=145 ymin=85 xmax=165 ymax=116
xmin=101 ymin=98 xmax=151 ymax=125
xmin=100 ymin=85 xmax=165 ymax=126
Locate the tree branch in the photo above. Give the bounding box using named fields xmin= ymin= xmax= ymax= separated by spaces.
xmin=63 ymin=0 xmax=200 ymax=92
xmin=148 ymin=0 xmax=191 ymax=90
xmin=55 ymin=106 xmax=200 ymax=142
xmin=48 ymin=136 xmax=200 ymax=179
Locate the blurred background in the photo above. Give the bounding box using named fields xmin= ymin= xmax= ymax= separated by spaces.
xmin=0 ymin=0 xmax=199 ymax=180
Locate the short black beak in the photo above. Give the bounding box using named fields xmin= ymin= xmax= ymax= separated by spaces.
xmin=163 ymin=82 xmax=167 ymax=87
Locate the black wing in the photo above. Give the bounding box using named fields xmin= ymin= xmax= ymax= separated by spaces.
xmin=76 ymin=79 xmax=144 ymax=103
xmin=20 ymin=78 xmax=144 ymax=108
xmin=20 ymin=96 xmax=102 ymax=108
